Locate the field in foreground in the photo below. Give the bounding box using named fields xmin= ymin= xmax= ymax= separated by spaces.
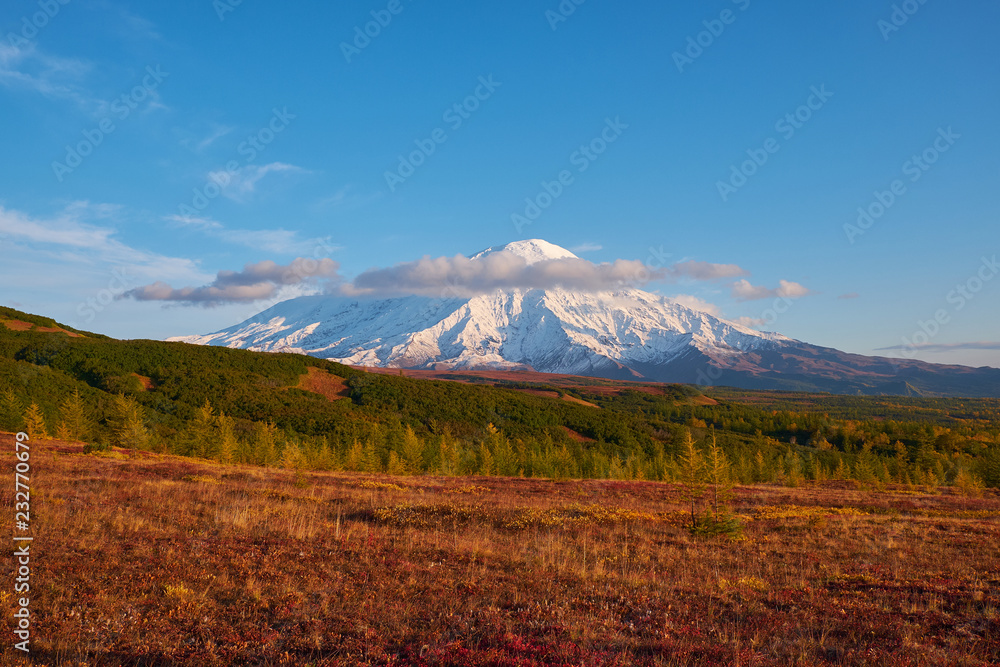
xmin=3 ymin=435 xmax=1000 ymax=666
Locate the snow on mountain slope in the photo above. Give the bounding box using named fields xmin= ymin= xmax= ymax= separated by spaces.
xmin=172 ymin=240 xmax=788 ymax=377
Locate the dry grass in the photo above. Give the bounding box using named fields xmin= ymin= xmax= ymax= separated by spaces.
xmin=2 ymin=433 xmax=999 ymax=666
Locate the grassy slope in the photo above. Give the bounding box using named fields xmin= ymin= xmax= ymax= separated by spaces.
xmin=4 ymin=435 xmax=999 ymax=666
xmin=2 ymin=305 xmax=1000 ymax=488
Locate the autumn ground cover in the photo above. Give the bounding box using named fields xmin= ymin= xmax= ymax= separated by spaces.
xmin=2 ymin=433 xmax=999 ymax=666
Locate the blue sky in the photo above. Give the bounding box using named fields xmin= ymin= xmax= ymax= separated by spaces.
xmin=1 ymin=0 xmax=998 ymax=367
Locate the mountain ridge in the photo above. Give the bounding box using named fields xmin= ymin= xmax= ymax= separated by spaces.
xmin=171 ymin=240 xmax=1000 ymax=398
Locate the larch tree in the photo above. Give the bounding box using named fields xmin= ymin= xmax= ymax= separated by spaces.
xmin=677 ymin=429 xmax=704 ymax=530
xmin=704 ymin=428 xmax=734 ymax=523
xmin=111 ymin=394 xmax=150 ymax=451
xmin=1 ymin=389 xmax=24 ymax=432
xmin=59 ymin=388 xmax=91 ymax=443
xmin=22 ymin=403 xmax=49 ymax=441
xmin=216 ymin=412 xmax=238 ymax=464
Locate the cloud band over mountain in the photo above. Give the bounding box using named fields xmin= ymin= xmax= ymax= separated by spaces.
xmin=125 ymin=258 xmax=340 ymax=306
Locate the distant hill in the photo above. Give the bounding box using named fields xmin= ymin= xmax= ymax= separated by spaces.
xmin=2 ymin=305 xmax=999 ymax=488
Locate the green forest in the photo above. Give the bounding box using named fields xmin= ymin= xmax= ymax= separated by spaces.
xmin=2 ymin=306 xmax=999 ymax=489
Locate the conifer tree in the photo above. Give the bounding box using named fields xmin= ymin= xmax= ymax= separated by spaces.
xmin=23 ymin=403 xmax=48 ymax=441
xmin=188 ymin=400 xmax=217 ymax=459
xmin=478 ymin=442 xmax=494 ymax=476
xmin=1 ymin=389 xmax=23 ymax=432
xmin=387 ymin=451 xmax=408 ymax=475
xmin=253 ymin=421 xmax=279 ymax=466
xmin=753 ymin=449 xmax=768 ymax=483
xmin=705 ymin=429 xmax=734 ymax=523
xmin=400 ymin=425 xmax=424 ymax=474
xmin=281 ymin=440 xmax=305 ymax=470
xmin=59 ymin=388 xmax=91 ymax=442
xmin=678 ymin=429 xmax=704 ymax=529
xmin=346 ymin=439 xmax=364 ymax=471
xmin=853 ymin=442 xmax=876 ymax=483
xmin=893 ymin=441 xmax=911 ymax=484
xmin=437 ymin=429 xmax=461 ymax=476
xmin=111 ymin=394 xmax=150 ymax=450
xmin=216 ymin=412 xmax=238 ymax=464
xmin=56 ymin=421 xmax=72 ymax=441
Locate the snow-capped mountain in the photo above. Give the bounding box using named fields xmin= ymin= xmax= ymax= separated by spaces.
xmin=172 ymin=240 xmax=1000 ymax=397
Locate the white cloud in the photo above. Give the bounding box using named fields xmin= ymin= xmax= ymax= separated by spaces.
xmin=0 ymin=203 xmax=204 ymax=285
xmin=668 ymin=260 xmax=748 ymax=281
xmin=731 ymin=278 xmax=811 ymax=301
xmin=344 ymin=251 xmax=662 ymax=297
xmin=570 ymin=242 xmax=603 ymax=253
xmin=126 ymin=258 xmax=340 ymax=306
xmin=668 ymin=294 xmax=722 ymax=316
xmin=733 ymin=316 xmax=768 ymax=328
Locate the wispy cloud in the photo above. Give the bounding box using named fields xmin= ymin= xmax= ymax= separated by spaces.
xmin=0 ymin=43 xmax=94 ymax=108
xmin=876 ymin=341 xmax=1000 ymax=353
xmin=126 ymin=258 xmax=340 ymax=306
xmin=0 ymin=203 xmax=205 ymax=285
xmin=570 ymin=242 xmax=603 ymax=253
xmin=312 ymin=185 xmax=383 ymax=212
xmin=165 ymin=214 xmax=334 ymax=255
xmin=731 ymin=278 xmax=811 ymax=301
xmin=208 ymin=162 xmax=305 ymax=202
xmin=668 ymin=260 xmax=748 ymax=281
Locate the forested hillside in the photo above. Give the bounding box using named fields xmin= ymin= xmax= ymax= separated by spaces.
xmin=2 ymin=306 xmax=999 ymax=488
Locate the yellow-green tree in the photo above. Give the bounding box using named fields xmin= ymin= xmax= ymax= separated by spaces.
xmin=677 ymin=429 xmax=704 ymax=529
xmin=111 ymin=394 xmax=150 ymax=450
xmin=436 ymin=428 xmax=461 ymax=476
xmin=187 ymin=400 xmax=217 ymax=459
xmin=253 ymin=421 xmax=279 ymax=467
xmin=705 ymin=429 xmax=734 ymax=523
xmin=400 ymin=425 xmax=424 ymax=474
xmin=23 ymin=403 xmax=48 ymax=441
xmin=216 ymin=412 xmax=238 ymax=464
xmin=478 ymin=442 xmax=494 ymax=476
xmin=281 ymin=440 xmax=306 ymax=470
xmin=1 ymin=389 xmax=24 ymax=432
xmin=58 ymin=388 xmax=91 ymax=442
